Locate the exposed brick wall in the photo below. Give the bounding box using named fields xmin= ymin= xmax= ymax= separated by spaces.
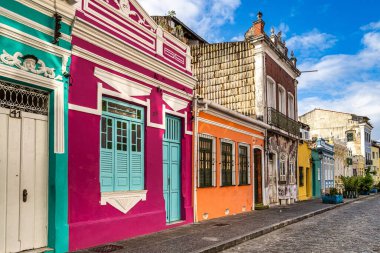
xmin=265 ymin=53 xmax=296 ymax=116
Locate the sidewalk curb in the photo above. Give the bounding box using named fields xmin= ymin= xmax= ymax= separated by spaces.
xmin=195 ymin=195 xmax=374 ymax=253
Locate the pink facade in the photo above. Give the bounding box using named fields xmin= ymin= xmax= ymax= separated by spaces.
xmin=68 ymin=0 xmax=195 ymax=250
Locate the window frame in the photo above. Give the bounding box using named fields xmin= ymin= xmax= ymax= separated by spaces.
xmin=220 ymin=139 xmax=236 ymax=186
xmin=287 ymin=92 xmax=295 ymax=120
xmin=198 ymin=134 xmax=216 ymax=188
xmin=267 ymin=76 xmax=277 ymax=109
xmin=100 ymin=97 xmax=145 ymax=193
xmin=299 ymin=166 xmax=304 ymax=187
xmin=238 ymin=143 xmax=251 ymax=186
xmin=289 ymin=162 xmax=296 ymax=184
xmin=278 ymin=84 xmax=286 ymax=115
xmin=279 ymin=158 xmax=286 ymax=182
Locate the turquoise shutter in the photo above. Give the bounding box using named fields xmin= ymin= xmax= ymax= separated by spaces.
xmin=115 ymin=119 xmax=129 ymax=191
xmin=100 ymin=116 xmax=114 ymax=192
xmin=130 ymin=122 xmax=144 ymax=190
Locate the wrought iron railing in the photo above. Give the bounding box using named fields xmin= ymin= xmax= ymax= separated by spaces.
xmin=267 ymin=107 xmax=301 ymax=136
xmin=366 ymin=159 xmax=373 ymax=166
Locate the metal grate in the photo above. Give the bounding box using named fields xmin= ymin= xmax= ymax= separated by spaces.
xmin=89 ymin=245 xmax=124 ymax=253
xmin=0 ymin=81 xmax=49 ymax=115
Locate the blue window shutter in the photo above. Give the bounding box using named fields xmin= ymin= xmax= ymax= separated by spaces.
xmin=130 ymin=122 xmax=144 ymax=190
xmin=115 ymin=119 xmax=129 ymax=191
xmin=100 ymin=116 xmax=114 ymax=192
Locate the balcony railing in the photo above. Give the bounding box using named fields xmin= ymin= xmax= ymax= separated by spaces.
xmin=366 ymin=160 xmax=373 ymax=165
xmin=267 ymin=107 xmax=301 ymax=137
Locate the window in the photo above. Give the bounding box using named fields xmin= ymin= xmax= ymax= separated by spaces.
xmin=289 ymin=163 xmax=295 ymax=184
xmin=267 ymin=77 xmax=276 ymax=109
xmin=100 ymin=99 xmax=144 ymax=192
xmin=239 ymin=144 xmax=250 ymax=185
xmin=221 ymin=141 xmax=235 ymax=186
xmin=347 ymin=132 xmax=354 ymax=142
xmin=279 ymin=160 xmax=286 ymax=182
xmin=278 ymin=85 xmax=286 ymax=115
xmin=288 ymin=93 xmax=295 ymax=119
xmin=199 ymin=136 xmax=215 ymax=187
xmin=373 ymin=152 xmax=376 ymax=160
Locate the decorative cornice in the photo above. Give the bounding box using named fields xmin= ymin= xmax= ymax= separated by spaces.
xmin=100 ymin=190 xmax=147 ymax=214
xmin=163 ymin=93 xmax=188 ymax=112
xmin=72 ymin=46 xmax=193 ymax=100
xmin=72 ymin=17 xmax=196 ymax=89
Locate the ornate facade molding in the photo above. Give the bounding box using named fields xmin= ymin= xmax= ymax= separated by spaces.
xmin=0 ymin=50 xmax=60 ymax=80
xmin=100 ymin=190 xmax=147 ymax=214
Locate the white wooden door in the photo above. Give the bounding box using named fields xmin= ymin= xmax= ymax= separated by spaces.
xmin=0 ymin=107 xmax=49 ymax=253
xmin=268 ymin=159 xmax=278 ymax=204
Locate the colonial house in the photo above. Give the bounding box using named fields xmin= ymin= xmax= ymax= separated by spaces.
xmin=191 ymin=13 xmax=301 ymax=206
xmin=193 ymin=99 xmax=268 ymax=221
xmin=331 ymin=139 xmax=349 ymax=189
xmin=68 ymin=0 xmax=196 ymax=250
xmin=298 ymin=123 xmax=313 ymax=201
xmin=299 ymin=109 xmax=373 ymax=169
xmin=311 ymin=138 xmax=335 ymax=196
xmin=0 ymin=1 xmax=78 ymax=252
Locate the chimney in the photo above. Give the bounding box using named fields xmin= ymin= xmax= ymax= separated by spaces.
xmin=245 ymin=11 xmax=265 ymax=40
xmin=253 ymin=11 xmax=265 ymax=36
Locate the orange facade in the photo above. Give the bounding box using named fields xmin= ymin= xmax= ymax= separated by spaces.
xmin=195 ymin=111 xmax=265 ymax=221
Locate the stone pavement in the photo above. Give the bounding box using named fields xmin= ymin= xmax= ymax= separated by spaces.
xmin=75 ymin=196 xmax=372 ymax=253
xmin=223 ymin=195 xmax=380 ymax=253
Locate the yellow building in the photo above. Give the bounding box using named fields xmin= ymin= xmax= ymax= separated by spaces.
xmin=371 ymin=142 xmax=380 ymax=183
xmin=298 ymin=124 xmax=313 ymax=201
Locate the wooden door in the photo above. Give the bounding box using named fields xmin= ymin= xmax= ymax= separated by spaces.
xmin=0 ymin=107 xmax=49 ymax=253
xmin=163 ymin=115 xmax=181 ymax=223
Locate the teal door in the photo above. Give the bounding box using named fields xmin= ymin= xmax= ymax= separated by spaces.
xmin=163 ymin=115 xmax=181 ymax=223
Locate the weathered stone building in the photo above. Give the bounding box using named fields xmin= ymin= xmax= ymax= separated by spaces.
xmin=299 ymin=109 xmax=373 ymax=170
xmin=191 ymin=13 xmax=301 ymax=206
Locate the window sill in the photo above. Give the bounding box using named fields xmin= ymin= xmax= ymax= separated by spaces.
xmin=198 ymin=186 xmax=215 ymax=189
xmin=220 ymin=185 xmax=236 ymax=187
xmin=238 ymin=184 xmax=251 ymax=186
xmin=100 ymin=190 xmax=148 ymax=214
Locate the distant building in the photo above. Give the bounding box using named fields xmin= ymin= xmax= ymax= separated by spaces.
xmin=371 ymin=141 xmax=380 ymax=183
xmin=151 ymin=15 xmax=208 ymax=45
xmin=299 ymin=109 xmax=373 ymax=169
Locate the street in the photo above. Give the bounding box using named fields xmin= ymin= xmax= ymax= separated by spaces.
xmin=223 ymin=195 xmax=380 ymax=253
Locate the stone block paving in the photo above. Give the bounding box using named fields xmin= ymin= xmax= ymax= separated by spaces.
xmin=223 ymin=195 xmax=380 ymax=253
xmin=75 ymin=196 xmax=372 ymax=253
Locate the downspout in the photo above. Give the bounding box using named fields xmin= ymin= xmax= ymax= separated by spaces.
xmin=192 ymin=95 xmax=198 ymax=223
xmin=262 ymin=51 xmax=268 ymax=206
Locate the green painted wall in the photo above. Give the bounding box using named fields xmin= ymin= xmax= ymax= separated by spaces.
xmin=312 ymin=150 xmax=321 ymax=198
xmin=0 ymin=1 xmax=71 ymax=252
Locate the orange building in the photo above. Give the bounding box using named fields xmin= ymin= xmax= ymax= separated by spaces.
xmin=193 ymin=99 xmax=269 ymax=221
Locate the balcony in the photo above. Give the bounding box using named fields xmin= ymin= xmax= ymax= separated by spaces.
xmin=267 ymin=107 xmax=301 ymax=137
xmin=366 ymin=160 xmax=373 ymax=166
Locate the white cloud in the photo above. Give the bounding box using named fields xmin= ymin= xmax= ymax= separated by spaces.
xmin=298 ymin=30 xmax=380 ymax=139
xmin=273 ymin=22 xmax=290 ymax=38
xmin=286 ymin=29 xmax=337 ymax=57
xmin=361 ymin=20 xmax=380 ymax=31
xmin=137 ymin=0 xmax=241 ymax=42
xmin=231 ymin=34 xmax=244 ymax=41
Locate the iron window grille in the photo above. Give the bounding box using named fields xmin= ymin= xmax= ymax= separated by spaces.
xmin=299 ymin=167 xmax=304 ymax=186
xmin=239 ymin=145 xmax=249 ymax=185
xmin=0 ymin=81 xmax=49 ymax=115
xmin=221 ymin=142 xmax=234 ymax=186
xmin=199 ymin=137 xmax=213 ymax=187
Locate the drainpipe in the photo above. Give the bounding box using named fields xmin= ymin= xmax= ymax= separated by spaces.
xmin=193 ymin=95 xmax=198 ymax=223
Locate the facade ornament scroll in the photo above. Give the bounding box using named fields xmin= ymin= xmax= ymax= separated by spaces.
xmin=112 ymin=0 xmax=153 ymax=31
xmin=0 ymin=50 xmax=61 ymax=80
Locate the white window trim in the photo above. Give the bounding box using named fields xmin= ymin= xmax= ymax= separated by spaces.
xmin=289 ymin=162 xmax=296 ymax=184
xmin=220 ymin=139 xmax=236 ymax=186
xmin=279 ymin=159 xmax=286 ymax=182
xmin=238 ymin=143 xmax=251 ymax=185
xmin=267 ymin=76 xmax=277 ymax=109
xmin=287 ymin=92 xmax=295 ymax=120
xmin=198 ymin=133 xmax=217 ymax=187
xmin=278 ymin=84 xmax=286 ymax=115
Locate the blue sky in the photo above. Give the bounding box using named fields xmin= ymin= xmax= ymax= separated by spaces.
xmin=139 ymin=0 xmax=380 ymax=140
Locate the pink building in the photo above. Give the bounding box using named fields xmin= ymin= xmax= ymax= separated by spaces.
xmin=68 ymin=0 xmax=196 ymax=250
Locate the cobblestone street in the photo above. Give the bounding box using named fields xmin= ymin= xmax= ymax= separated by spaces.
xmin=223 ymin=195 xmax=380 ymax=253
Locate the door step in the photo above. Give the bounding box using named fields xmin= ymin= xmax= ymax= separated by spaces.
xmin=19 ymin=247 xmax=54 ymax=253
